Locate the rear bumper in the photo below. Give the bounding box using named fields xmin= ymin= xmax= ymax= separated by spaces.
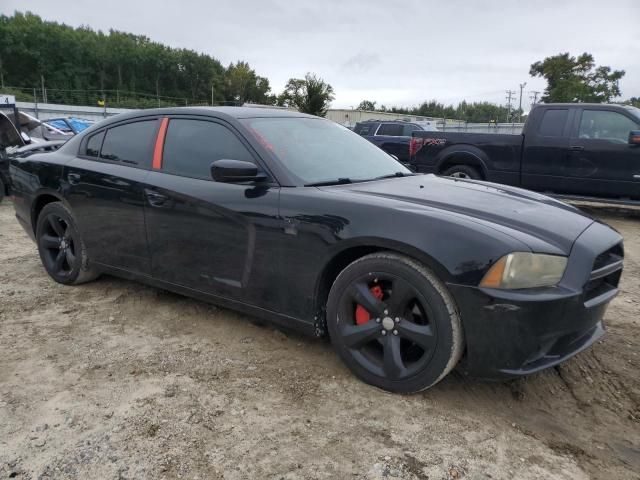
xmin=449 ymin=221 xmax=623 ymax=380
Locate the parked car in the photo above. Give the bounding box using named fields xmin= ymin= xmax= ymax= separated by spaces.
xmin=0 ymin=111 xmax=25 ymax=202
xmin=44 ymin=117 xmax=95 ymax=135
xmin=354 ymin=120 xmax=438 ymax=162
xmin=409 ymin=103 xmax=640 ymax=202
xmin=11 ymin=107 xmax=623 ymax=393
xmin=0 ymin=111 xmax=67 ymax=202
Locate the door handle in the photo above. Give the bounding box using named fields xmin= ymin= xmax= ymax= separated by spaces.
xmin=144 ymin=189 xmax=169 ymax=207
xmin=67 ymin=173 xmax=81 ymax=185
xmin=568 ymin=146 xmax=584 ymax=151
xmin=633 ymin=175 xmax=640 ymax=180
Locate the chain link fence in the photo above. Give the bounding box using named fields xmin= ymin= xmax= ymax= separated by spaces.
xmin=1 ymin=86 xmax=241 ymax=109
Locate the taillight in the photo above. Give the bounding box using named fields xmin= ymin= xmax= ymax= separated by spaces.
xmin=409 ymin=138 xmax=423 ymax=157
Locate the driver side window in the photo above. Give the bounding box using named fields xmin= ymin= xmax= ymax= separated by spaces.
xmin=162 ymin=119 xmax=255 ymax=180
xmin=578 ymin=110 xmax=637 ymax=144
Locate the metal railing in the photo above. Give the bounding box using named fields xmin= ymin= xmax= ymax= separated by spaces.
xmin=1 ymin=86 xmax=237 ymax=111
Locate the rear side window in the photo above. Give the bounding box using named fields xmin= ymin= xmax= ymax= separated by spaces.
xmin=84 ymin=131 xmax=104 ymax=157
xmin=538 ymin=109 xmax=568 ymax=137
xmin=100 ymin=120 xmax=157 ymax=168
xmin=376 ymin=123 xmax=404 ymax=136
xmin=354 ymin=123 xmax=375 ymax=135
xmin=162 ymin=119 xmax=255 ymax=180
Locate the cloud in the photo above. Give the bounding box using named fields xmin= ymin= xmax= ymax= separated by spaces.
xmin=2 ymin=0 xmax=638 ymax=110
xmin=342 ymin=52 xmax=381 ymax=72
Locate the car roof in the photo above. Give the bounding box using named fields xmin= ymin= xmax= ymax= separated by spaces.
xmin=531 ymin=103 xmax=627 ymax=109
xmin=357 ymin=120 xmax=417 ymax=124
xmin=102 ymin=106 xmax=316 ymax=123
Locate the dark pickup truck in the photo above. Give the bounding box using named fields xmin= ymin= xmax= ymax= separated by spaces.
xmin=355 ymin=120 xmax=437 ymax=163
xmin=408 ymin=103 xmax=640 ymax=202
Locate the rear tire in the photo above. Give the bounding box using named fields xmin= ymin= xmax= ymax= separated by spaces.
xmin=442 ymin=165 xmax=482 ymax=180
xmin=35 ymin=202 xmax=99 ymax=285
xmin=326 ymin=252 xmax=464 ymax=393
xmin=0 ymin=178 xmax=5 ymax=203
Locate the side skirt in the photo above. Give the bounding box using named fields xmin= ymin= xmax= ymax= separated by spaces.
xmin=93 ymin=263 xmax=319 ymax=337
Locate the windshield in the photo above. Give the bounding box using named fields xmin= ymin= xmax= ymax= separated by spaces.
xmin=624 ymin=105 xmax=640 ymax=123
xmin=241 ymin=117 xmax=411 ymax=185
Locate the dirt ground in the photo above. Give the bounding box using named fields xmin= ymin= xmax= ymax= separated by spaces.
xmin=0 ymin=199 xmax=638 ymax=480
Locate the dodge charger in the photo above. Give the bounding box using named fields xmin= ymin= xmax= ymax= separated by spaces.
xmin=9 ymin=107 xmax=624 ymax=393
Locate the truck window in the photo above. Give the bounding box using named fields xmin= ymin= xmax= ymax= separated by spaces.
xmin=403 ymin=124 xmax=421 ymax=136
xmin=354 ymin=123 xmax=375 ymax=135
xmin=579 ymin=110 xmax=638 ymax=144
xmin=538 ymin=109 xmax=568 ymax=137
xmin=376 ymin=123 xmax=404 ymax=136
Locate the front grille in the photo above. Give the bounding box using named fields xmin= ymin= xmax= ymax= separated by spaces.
xmin=584 ymin=243 xmax=624 ymax=306
xmin=593 ymin=243 xmax=624 ymax=270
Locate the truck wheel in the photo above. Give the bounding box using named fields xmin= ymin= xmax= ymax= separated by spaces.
xmin=0 ymin=178 xmax=4 ymax=203
xmin=442 ymin=165 xmax=482 ymax=180
xmin=326 ymin=252 xmax=464 ymax=393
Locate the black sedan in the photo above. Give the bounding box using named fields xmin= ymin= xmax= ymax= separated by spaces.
xmin=9 ymin=107 xmax=624 ymax=393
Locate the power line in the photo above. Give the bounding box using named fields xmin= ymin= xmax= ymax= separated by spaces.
xmin=518 ymin=83 xmax=527 ymax=122
xmin=505 ymin=90 xmax=516 ymax=122
xmin=529 ymin=91 xmax=541 ymax=105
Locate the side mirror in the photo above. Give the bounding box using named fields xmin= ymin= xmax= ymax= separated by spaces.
xmin=211 ymin=159 xmax=267 ymax=183
xmin=629 ymin=130 xmax=640 ymax=145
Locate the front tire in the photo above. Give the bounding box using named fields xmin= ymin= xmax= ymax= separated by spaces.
xmin=326 ymin=252 xmax=463 ymax=393
xmin=442 ymin=164 xmax=482 ymax=180
xmin=36 ymin=202 xmax=99 ymax=285
xmin=0 ymin=178 xmax=5 ymax=203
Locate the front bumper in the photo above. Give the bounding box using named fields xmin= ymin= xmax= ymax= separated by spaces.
xmin=449 ymin=221 xmax=623 ymax=380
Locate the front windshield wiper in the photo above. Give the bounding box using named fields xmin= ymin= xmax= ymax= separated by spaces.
xmin=305 ymin=177 xmax=354 ymax=187
xmin=370 ymin=171 xmax=416 ymax=180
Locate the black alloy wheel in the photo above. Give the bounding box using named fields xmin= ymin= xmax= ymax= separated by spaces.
xmin=39 ymin=212 xmax=77 ymax=277
xmin=327 ymin=252 xmax=463 ymax=393
xmin=36 ymin=202 xmax=98 ymax=285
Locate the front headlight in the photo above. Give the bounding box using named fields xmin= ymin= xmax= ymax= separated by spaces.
xmin=480 ymin=252 xmax=567 ymax=289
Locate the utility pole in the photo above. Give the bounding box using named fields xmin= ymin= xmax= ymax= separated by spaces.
xmin=518 ymin=82 xmax=527 ymax=123
xmin=505 ymin=90 xmax=515 ymax=122
xmin=33 ymin=88 xmax=39 ymax=119
xmin=529 ymin=91 xmax=540 ymax=105
xmin=41 ymin=75 xmax=47 ymax=104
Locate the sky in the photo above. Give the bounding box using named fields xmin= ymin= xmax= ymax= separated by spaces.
xmin=2 ymin=0 xmax=639 ymax=111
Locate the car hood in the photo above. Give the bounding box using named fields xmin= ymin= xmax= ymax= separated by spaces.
xmin=328 ymin=174 xmax=594 ymax=253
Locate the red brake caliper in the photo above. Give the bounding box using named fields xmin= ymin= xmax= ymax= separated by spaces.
xmin=355 ymin=285 xmax=384 ymax=325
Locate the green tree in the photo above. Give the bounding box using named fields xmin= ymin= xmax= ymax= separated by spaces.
xmin=224 ymin=61 xmax=273 ymax=105
xmin=358 ymin=98 xmax=521 ymax=123
xmin=529 ymin=52 xmax=625 ymax=103
xmin=0 ymin=11 xmax=272 ymax=108
xmin=625 ymin=97 xmax=640 ymax=108
xmin=278 ymin=73 xmax=334 ymax=116
xmin=357 ymin=100 xmax=376 ymax=111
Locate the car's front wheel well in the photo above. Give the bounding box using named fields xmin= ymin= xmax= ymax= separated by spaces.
xmin=32 ymin=194 xmax=61 ymax=234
